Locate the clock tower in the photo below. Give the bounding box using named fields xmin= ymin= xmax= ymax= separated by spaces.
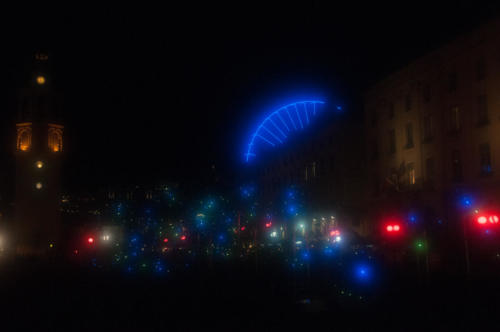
xmin=15 ymin=52 xmax=64 ymax=255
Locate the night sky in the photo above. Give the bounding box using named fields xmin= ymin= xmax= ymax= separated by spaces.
xmin=2 ymin=2 xmax=499 ymax=192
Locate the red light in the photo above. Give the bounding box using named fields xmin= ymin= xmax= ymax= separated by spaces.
xmin=240 ymin=226 xmax=246 ymax=231
xmin=489 ymin=215 xmax=499 ymax=224
xmin=163 ymin=238 xmax=169 ymax=243
xmin=74 ymin=249 xmax=78 ymax=255
xmin=477 ymin=216 xmax=487 ymax=224
xmin=87 ymin=237 xmax=94 ymax=244
xmin=330 ymin=230 xmax=340 ymax=236
xmin=180 ymin=235 xmax=186 ymax=241
xmin=265 ymin=222 xmax=272 ymax=228
xmin=385 ymin=224 xmax=401 ymax=233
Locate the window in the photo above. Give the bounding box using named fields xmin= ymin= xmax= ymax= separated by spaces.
xmin=452 ymin=150 xmax=462 ymax=182
xmin=405 ymin=94 xmax=412 ymax=111
xmin=407 ymin=163 xmax=416 ymax=185
xmin=48 ymin=125 xmax=63 ymax=152
xmin=16 ymin=125 xmax=32 ymax=151
xmin=423 ymin=84 xmax=430 ymax=103
xmin=389 ymin=129 xmax=396 ymax=154
xmin=477 ymin=95 xmax=488 ymax=125
xmin=388 ymin=102 xmax=394 ymax=119
xmin=449 ymin=72 xmax=457 ymax=92
xmin=426 ymin=157 xmax=435 ymax=188
xmin=450 ymin=106 xmax=460 ymax=132
xmin=405 ymin=123 xmax=414 ymax=148
xmin=476 ymin=57 xmax=486 ymax=81
xmin=480 ymin=143 xmax=492 ymax=176
xmin=423 ymin=115 xmax=433 ymax=141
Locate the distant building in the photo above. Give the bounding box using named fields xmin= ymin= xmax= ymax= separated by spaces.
xmin=364 ymin=18 xmax=500 ymax=234
xmin=14 ymin=52 xmax=64 ymax=255
xmin=256 ymin=117 xmax=367 ymax=236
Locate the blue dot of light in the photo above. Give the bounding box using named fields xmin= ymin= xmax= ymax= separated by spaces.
xmin=354 ymin=264 xmax=372 ymax=283
xmin=459 ymin=195 xmax=473 ymax=208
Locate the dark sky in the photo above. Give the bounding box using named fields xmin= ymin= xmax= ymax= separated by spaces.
xmin=2 ymin=2 xmax=499 ymax=192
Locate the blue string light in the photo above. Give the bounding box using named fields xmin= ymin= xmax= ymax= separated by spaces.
xmin=245 ymin=101 xmax=325 ymax=162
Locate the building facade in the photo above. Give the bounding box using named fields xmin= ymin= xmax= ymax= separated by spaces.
xmin=14 ymin=52 xmax=64 ymax=255
xmin=364 ymin=18 xmax=500 ymax=237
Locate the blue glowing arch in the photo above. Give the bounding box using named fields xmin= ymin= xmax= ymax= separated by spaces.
xmin=245 ymin=101 xmax=326 ymax=162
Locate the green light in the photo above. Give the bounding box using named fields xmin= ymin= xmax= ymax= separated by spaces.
xmin=415 ymin=240 xmax=426 ymax=251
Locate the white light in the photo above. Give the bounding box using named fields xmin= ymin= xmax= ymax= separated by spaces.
xmin=299 ymin=223 xmax=305 ymax=229
xmin=36 ymin=161 xmax=44 ymax=169
xmin=270 ymin=231 xmax=277 ymax=238
xmin=102 ymin=234 xmax=110 ymax=241
xmin=295 ymin=240 xmax=302 ymax=245
xmin=335 ymin=236 xmax=342 ymax=242
xmin=35 ymin=182 xmax=42 ymax=190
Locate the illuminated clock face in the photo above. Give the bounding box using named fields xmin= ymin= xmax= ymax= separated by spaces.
xmin=36 ymin=76 xmax=46 ymax=85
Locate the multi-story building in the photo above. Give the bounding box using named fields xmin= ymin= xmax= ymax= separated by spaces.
xmin=364 ymin=18 xmax=500 ymax=236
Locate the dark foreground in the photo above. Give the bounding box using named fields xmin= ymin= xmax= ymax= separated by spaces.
xmin=1 ymin=256 xmax=500 ymax=331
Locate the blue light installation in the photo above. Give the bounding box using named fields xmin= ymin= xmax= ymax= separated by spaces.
xmin=245 ymin=101 xmax=326 ymax=162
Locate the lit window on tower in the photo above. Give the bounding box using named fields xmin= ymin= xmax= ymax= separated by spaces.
xmin=36 ymin=76 xmax=46 ymax=85
xmin=16 ymin=123 xmax=32 ymax=151
xmin=48 ymin=124 xmax=63 ymax=152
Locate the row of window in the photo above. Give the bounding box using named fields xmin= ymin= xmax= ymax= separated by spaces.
xmin=373 ymin=94 xmax=489 ymax=129
xmin=423 ymin=96 xmax=489 ymax=139
xmin=427 ymin=143 xmax=492 ymax=184
xmin=374 ymin=143 xmax=492 ymax=195
xmin=371 ymin=55 xmax=488 ymax=126
xmin=371 ymin=94 xmax=491 ymax=159
xmin=376 ymin=140 xmax=492 ymax=179
xmin=16 ymin=126 xmax=63 ymax=152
